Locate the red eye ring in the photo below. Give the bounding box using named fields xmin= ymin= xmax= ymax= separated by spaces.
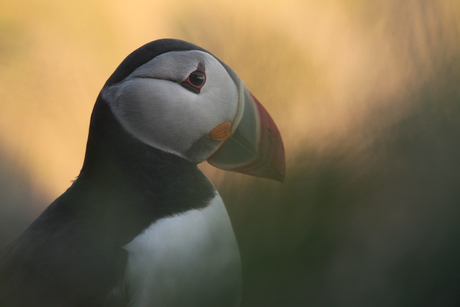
xmin=181 ymin=62 xmax=206 ymax=94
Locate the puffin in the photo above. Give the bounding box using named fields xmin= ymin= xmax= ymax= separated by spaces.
xmin=0 ymin=39 xmax=285 ymax=307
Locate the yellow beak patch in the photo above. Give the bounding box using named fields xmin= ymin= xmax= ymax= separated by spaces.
xmin=209 ymin=122 xmax=232 ymax=141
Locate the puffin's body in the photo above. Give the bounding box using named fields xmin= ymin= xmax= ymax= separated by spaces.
xmin=0 ymin=39 xmax=284 ymax=307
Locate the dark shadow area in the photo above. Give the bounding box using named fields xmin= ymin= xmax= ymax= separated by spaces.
xmin=218 ymin=55 xmax=460 ymax=306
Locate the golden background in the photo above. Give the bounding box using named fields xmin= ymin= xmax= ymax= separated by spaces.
xmin=1 ymin=1 xmax=460 ymax=305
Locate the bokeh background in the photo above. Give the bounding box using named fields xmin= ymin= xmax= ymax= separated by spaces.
xmin=1 ymin=0 xmax=460 ymax=306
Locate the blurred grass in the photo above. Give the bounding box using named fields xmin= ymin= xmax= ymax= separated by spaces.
xmin=219 ymin=60 xmax=460 ymax=306
xmin=1 ymin=0 xmax=460 ymax=306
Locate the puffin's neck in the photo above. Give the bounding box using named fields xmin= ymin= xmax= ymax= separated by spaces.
xmin=67 ymin=96 xmax=215 ymax=244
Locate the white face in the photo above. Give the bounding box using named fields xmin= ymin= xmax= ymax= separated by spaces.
xmin=101 ymin=50 xmax=239 ymax=163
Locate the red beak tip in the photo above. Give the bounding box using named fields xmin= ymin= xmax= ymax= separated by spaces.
xmin=235 ymin=162 xmax=285 ymax=182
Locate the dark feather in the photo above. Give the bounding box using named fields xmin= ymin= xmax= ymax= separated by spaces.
xmin=0 ymin=91 xmax=215 ymax=306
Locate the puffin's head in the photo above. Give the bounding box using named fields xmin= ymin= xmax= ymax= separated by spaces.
xmin=100 ymin=39 xmax=285 ymax=182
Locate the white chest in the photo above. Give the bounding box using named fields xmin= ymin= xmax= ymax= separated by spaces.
xmin=122 ymin=194 xmax=242 ymax=307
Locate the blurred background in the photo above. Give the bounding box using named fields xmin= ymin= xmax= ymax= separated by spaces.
xmin=1 ymin=0 xmax=460 ymax=305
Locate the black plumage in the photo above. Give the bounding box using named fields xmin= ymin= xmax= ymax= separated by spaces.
xmin=0 ymin=50 xmax=216 ymax=305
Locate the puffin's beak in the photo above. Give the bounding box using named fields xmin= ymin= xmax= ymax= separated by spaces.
xmin=207 ymin=81 xmax=285 ymax=182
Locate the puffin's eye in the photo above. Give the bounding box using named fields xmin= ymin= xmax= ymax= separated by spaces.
xmin=181 ymin=62 xmax=206 ymax=94
xmin=189 ymin=71 xmax=205 ymax=86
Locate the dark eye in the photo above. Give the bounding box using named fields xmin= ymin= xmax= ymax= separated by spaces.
xmin=181 ymin=62 xmax=206 ymax=94
xmin=189 ymin=71 xmax=205 ymax=86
